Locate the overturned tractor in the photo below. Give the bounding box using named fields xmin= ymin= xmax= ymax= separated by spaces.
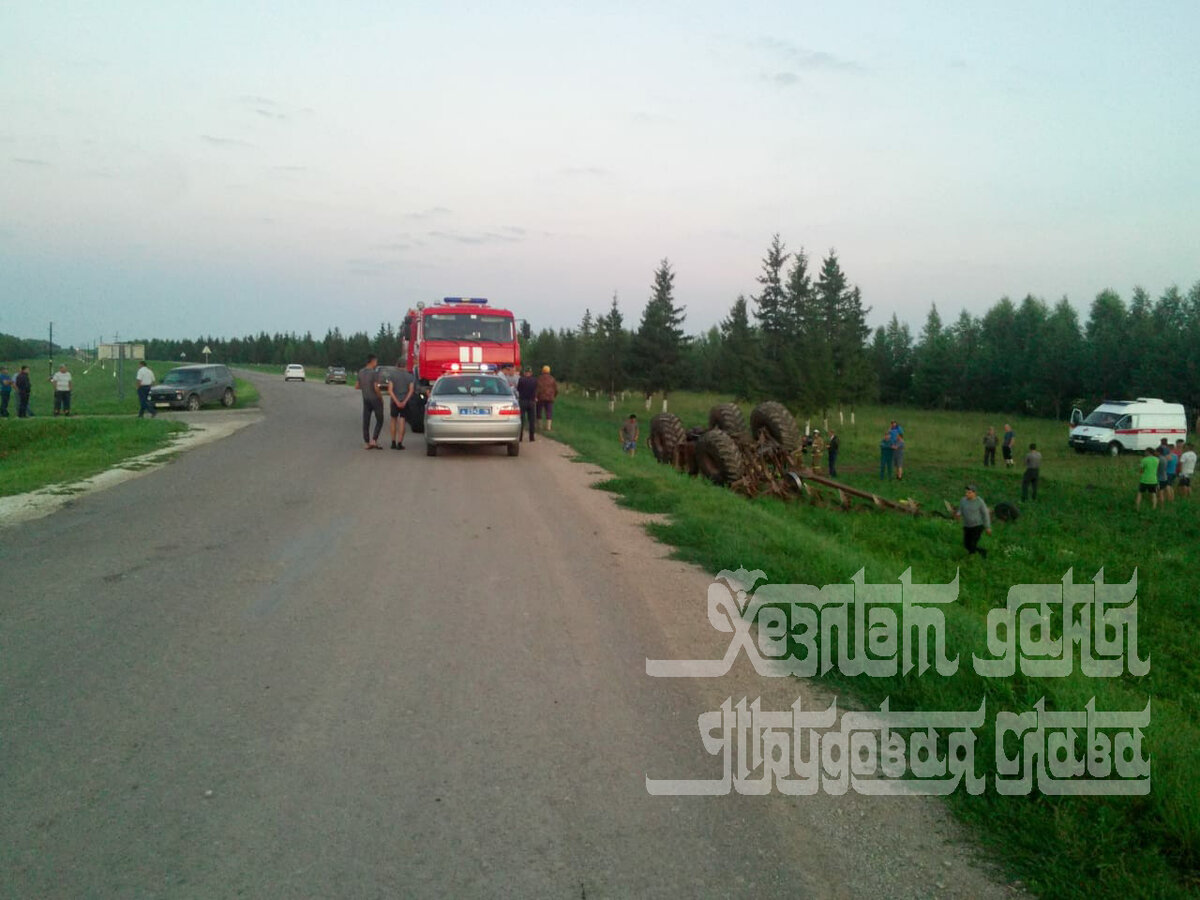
xmin=649 ymin=403 xmax=922 ymax=515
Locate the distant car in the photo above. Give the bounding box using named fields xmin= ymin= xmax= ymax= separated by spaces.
xmin=150 ymin=364 xmax=236 ymax=412
xmin=284 ymin=364 xmax=306 ymax=382
xmin=423 ymin=372 xmax=522 ymax=457
xmin=324 ymin=366 xmax=347 ymax=384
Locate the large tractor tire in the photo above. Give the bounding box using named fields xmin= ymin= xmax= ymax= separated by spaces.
xmin=695 ymin=429 xmax=744 ymax=486
xmin=750 ymin=401 xmax=802 ymax=454
xmin=708 ymin=403 xmax=747 ymax=437
xmin=649 ymin=413 xmax=687 ymax=464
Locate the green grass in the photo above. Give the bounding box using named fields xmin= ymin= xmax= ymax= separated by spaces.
xmin=1 ymin=358 xmax=257 ymax=415
xmin=0 ymin=417 xmax=187 ymax=496
xmin=552 ymin=389 xmax=1199 ymax=899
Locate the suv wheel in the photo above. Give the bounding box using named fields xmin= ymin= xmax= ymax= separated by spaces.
xmin=221 ymin=388 xmax=236 ymax=408
xmin=186 ymin=394 xmax=201 ymax=412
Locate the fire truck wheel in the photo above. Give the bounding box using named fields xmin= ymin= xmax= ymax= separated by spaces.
xmin=751 ymin=401 xmax=801 ymax=454
xmin=708 ymin=403 xmax=747 ymax=437
xmin=695 ymin=429 xmax=744 ymax=485
xmin=649 ymin=413 xmax=687 ymax=464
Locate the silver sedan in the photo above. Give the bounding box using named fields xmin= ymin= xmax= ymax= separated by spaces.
xmin=423 ymin=373 xmax=522 ymax=457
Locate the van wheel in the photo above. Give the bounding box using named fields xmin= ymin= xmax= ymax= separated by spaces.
xmin=186 ymin=394 xmax=201 ymax=412
xmin=1108 ymin=442 xmax=1121 ymax=457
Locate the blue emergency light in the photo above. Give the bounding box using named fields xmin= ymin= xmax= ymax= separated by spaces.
xmin=442 ymin=297 xmax=488 ymax=305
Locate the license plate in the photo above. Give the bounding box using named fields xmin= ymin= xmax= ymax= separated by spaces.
xmin=154 ymin=402 xmax=170 ymax=408
xmin=458 ymin=407 xmax=491 ymax=415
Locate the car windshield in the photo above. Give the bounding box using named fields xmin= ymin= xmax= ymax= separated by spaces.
xmin=1083 ymin=410 xmax=1122 ymax=428
xmin=424 ymin=314 xmax=513 ymax=342
xmin=163 ymin=369 xmax=202 ymax=385
xmin=433 ymin=376 xmax=510 ymax=397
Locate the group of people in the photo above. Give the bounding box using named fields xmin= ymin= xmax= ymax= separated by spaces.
xmin=354 ymin=355 xmax=417 ymax=450
xmin=504 ymin=364 xmax=558 ymax=442
xmin=1136 ymin=439 xmax=1196 ymax=510
xmin=352 ymin=358 xmax=559 ymax=449
xmin=0 ymin=363 xmax=76 ymax=418
xmin=879 ymin=420 xmax=905 ymax=480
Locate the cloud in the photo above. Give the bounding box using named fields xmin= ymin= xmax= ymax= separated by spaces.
xmin=12 ymin=157 xmax=51 ymax=166
xmin=201 ymin=135 xmax=255 ymax=148
xmin=405 ymin=206 xmax=453 ymax=220
xmin=748 ymin=37 xmax=864 ymax=74
xmin=427 ymin=229 xmax=525 ymax=245
xmin=560 ymin=166 xmax=610 ymax=177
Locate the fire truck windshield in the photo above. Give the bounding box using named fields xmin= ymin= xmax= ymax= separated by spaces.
xmin=424 ymin=314 xmax=512 ymax=343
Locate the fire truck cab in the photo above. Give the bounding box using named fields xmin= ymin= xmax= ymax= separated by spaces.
xmin=402 ymin=297 xmax=521 ymax=388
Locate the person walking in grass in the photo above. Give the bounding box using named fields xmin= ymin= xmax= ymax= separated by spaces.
xmin=955 ymin=485 xmax=991 ymax=558
xmin=619 ymin=414 xmax=639 ymax=456
xmin=1136 ymin=447 xmax=1161 ymax=510
xmin=892 ymin=432 xmax=906 ymax=481
xmin=135 ymin=360 xmax=157 ymax=418
xmin=0 ymin=365 xmax=12 ymax=417
xmin=983 ymin=426 xmax=998 ymax=466
xmin=1179 ymin=443 xmax=1197 ymax=498
xmin=49 ymin=363 xmax=73 ymax=416
xmin=1002 ymin=423 xmax=1015 ymax=467
xmin=879 ymin=431 xmax=894 ymax=480
xmin=15 ymin=365 xmax=32 ymax=417
xmin=1021 ymin=443 xmax=1042 ymax=501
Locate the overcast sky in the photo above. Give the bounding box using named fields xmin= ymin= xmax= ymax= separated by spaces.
xmin=2 ymin=1 xmax=1197 ymax=349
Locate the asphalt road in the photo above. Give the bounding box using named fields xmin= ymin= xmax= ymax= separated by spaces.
xmin=1 ymin=372 xmax=1011 ymax=899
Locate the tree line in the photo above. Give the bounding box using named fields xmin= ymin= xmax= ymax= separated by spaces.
xmin=15 ymin=233 xmax=1195 ymax=420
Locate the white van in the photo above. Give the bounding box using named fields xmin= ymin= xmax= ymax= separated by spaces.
xmin=1068 ymin=398 xmax=1187 ymax=455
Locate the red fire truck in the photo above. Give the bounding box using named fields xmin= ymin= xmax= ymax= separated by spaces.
xmin=402 ymin=297 xmax=521 ymax=388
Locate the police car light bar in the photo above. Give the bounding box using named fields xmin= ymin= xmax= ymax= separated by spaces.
xmin=442 ymin=297 xmax=488 ymax=305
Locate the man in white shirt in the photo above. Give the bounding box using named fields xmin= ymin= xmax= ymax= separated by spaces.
xmin=1179 ymin=442 xmax=1197 ymax=499
xmin=49 ymin=364 xmax=73 ymax=416
xmin=136 ymin=361 xmax=157 ymax=418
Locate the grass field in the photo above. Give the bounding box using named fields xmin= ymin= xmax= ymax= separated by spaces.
xmin=0 ymin=358 xmax=258 ymax=416
xmin=550 ymin=389 xmax=1198 ymax=898
xmin=0 ymin=416 xmax=187 ymax=497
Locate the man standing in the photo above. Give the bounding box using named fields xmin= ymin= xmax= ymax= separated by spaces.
xmin=535 ymin=365 xmax=558 ymax=432
xmin=135 ymin=360 xmax=157 ymax=418
xmin=516 ymin=367 xmax=538 ymax=442
xmin=1136 ymin=447 xmax=1160 ymax=511
xmin=0 ymin=365 xmax=12 ymax=417
xmin=982 ymin=427 xmax=998 ymax=466
xmin=810 ymin=430 xmax=825 ymax=472
xmin=826 ymin=429 xmax=840 ymax=478
xmin=385 ymin=359 xmax=415 ymax=450
xmin=1021 ymin=443 xmax=1042 ymax=501
xmin=955 ymin=485 xmax=992 ymax=558
xmin=15 ymin=365 xmax=32 ymax=417
xmin=49 ymin=363 xmax=73 ymax=416
xmin=1002 ymin=424 xmax=1015 ymax=467
xmin=879 ymin=431 xmax=894 ymax=480
xmin=1179 ymin=443 xmax=1197 ymax=499
xmin=354 ymin=354 xmax=384 ymax=449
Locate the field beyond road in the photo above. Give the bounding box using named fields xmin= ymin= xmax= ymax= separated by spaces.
xmin=550 ymin=388 xmax=1200 ymax=899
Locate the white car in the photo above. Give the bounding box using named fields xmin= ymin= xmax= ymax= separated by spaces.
xmin=284 ymin=364 xmax=306 ymax=382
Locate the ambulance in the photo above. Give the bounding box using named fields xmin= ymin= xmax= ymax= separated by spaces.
xmin=1067 ymin=398 xmax=1187 ymax=455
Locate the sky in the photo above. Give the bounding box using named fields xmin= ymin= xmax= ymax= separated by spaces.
xmin=2 ymin=1 xmax=1198 ymax=349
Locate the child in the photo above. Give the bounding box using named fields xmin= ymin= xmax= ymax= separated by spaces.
xmin=620 ymin=414 xmax=639 ymax=456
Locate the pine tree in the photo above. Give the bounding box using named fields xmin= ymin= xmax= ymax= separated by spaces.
xmin=632 ymin=259 xmax=688 ymax=396
xmin=716 ymin=295 xmax=758 ymax=401
xmin=751 ymin=235 xmax=792 ymax=397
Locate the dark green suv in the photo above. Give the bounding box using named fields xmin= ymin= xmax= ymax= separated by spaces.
xmin=149 ymin=364 xmax=237 ymax=411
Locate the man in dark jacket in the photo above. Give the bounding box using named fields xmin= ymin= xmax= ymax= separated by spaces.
xmin=516 ymin=367 xmax=538 ymax=442
xmin=15 ymin=365 xmax=33 ymax=418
